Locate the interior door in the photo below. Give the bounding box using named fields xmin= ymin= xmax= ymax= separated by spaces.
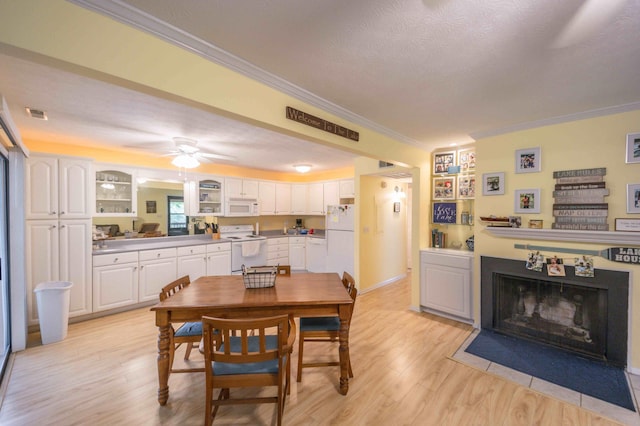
xmin=167 ymin=196 xmax=188 ymax=236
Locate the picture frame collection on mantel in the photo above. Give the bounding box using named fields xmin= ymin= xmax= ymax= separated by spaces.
xmin=476 ymin=132 xmax=640 ymax=232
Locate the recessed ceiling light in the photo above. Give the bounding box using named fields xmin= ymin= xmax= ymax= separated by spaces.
xmin=25 ymin=107 xmax=48 ymax=120
xmin=294 ymin=164 xmax=312 ymax=173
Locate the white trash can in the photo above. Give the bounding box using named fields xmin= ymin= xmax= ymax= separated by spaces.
xmin=34 ymin=281 xmax=73 ymax=345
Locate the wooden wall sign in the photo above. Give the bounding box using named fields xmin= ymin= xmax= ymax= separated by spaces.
xmin=605 ymin=248 xmax=640 ymax=264
xmin=286 ymin=106 xmax=359 ymax=141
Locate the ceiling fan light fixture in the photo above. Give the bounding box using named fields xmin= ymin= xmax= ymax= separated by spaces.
xmin=172 ymin=154 xmax=200 ymax=169
xmin=172 ymin=137 xmax=199 ymax=154
xmin=294 ymin=164 xmax=312 ymax=173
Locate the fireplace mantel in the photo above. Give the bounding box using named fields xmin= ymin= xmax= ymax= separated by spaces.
xmin=484 ymin=227 xmax=640 ymax=246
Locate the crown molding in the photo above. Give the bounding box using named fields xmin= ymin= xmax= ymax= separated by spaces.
xmin=68 ymin=0 xmax=423 ymax=149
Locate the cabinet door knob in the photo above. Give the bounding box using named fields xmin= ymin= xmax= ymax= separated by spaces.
xmin=50 ymin=211 xmax=57 ymax=215
xmin=113 ymin=258 xmax=118 ymax=263
xmin=60 ymin=211 xmax=65 ymax=215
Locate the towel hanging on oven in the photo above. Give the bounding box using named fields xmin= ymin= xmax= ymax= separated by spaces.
xmin=241 ymin=240 xmax=261 ymax=257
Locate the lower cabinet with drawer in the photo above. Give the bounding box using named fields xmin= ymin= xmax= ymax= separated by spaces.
xmin=420 ymin=249 xmax=473 ymax=323
xmin=93 ymin=251 xmax=140 ymax=312
xmin=138 ymin=248 xmax=178 ymax=302
xmin=266 ymin=237 xmax=289 ymax=267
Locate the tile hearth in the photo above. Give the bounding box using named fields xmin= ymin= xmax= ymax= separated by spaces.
xmin=452 ymin=330 xmax=640 ymax=426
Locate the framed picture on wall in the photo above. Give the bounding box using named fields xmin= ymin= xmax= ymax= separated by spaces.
xmin=626 ymin=132 xmax=640 ymax=164
xmin=457 ymin=148 xmax=476 ymax=172
xmin=627 ymin=183 xmax=640 ymax=213
xmin=433 ymin=151 xmax=456 ymax=174
xmin=514 ymin=188 xmax=541 ymax=213
xmin=515 ymin=147 xmax=541 ymax=173
xmin=482 ymin=172 xmax=505 ymax=195
xmin=433 ymin=177 xmax=456 ymax=200
xmin=457 ymin=175 xmax=475 ymax=199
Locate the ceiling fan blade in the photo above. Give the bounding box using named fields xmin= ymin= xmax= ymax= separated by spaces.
xmin=198 ymin=152 xmax=237 ymax=162
xmin=551 ymin=0 xmax=627 ymax=48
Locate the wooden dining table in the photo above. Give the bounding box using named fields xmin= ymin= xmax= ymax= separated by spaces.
xmin=151 ymin=272 xmax=354 ymax=405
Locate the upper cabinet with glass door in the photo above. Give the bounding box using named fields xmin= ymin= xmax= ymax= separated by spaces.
xmin=94 ymin=166 xmax=137 ymax=216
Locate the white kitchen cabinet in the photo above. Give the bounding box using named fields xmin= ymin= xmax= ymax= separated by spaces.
xmin=290 ymin=184 xmax=308 ymax=214
xmin=289 ymin=236 xmax=306 ymax=271
xmin=92 ymin=252 xmax=139 ymax=312
xmin=307 ymin=182 xmax=324 ymax=215
xmin=177 ymin=245 xmax=208 ymax=281
xmin=94 ymin=165 xmax=137 ymax=216
xmin=420 ymin=249 xmax=473 ymax=322
xmin=225 ymin=177 xmax=259 ymax=199
xmin=339 ymin=179 xmax=355 ymax=199
xmin=307 ymin=181 xmax=340 ymax=215
xmin=26 ymin=219 xmax=93 ymax=325
xmin=267 ymin=237 xmax=289 ymax=267
xmin=138 ymin=248 xmax=177 ymax=302
xmin=26 ymin=155 xmax=92 ymax=220
xmin=324 ymin=181 xmax=340 ymax=207
xmin=206 ymin=242 xmax=232 ymax=276
xmin=259 ymin=181 xmax=291 ymax=215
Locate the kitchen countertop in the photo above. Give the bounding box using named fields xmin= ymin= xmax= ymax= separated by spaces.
xmin=93 ymin=230 xmax=326 ymax=255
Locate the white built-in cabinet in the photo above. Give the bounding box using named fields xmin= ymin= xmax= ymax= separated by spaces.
xmin=138 ymin=248 xmax=178 ymax=302
xmin=289 ymin=237 xmax=306 ymax=270
xmin=92 ymin=242 xmax=230 ymax=313
xmin=308 ymin=181 xmax=340 ymax=215
xmin=206 ymin=243 xmax=232 ymax=276
xmin=184 ymin=178 xmax=224 ymax=216
xmin=92 ymin=252 xmax=139 ymax=312
xmin=26 ymin=155 xmax=92 ymax=219
xmin=177 ymin=245 xmax=208 ymax=282
xmin=267 ymin=237 xmax=289 ymax=266
xmin=259 ymin=181 xmax=291 ymax=215
xmin=225 ymin=177 xmax=259 ymax=199
xmin=339 ymin=179 xmax=355 ymax=198
xmin=177 ymin=243 xmax=232 ymax=282
xmin=420 ymin=249 xmax=473 ymax=322
xmin=25 ymin=155 xmax=93 ymax=325
xmin=290 ymin=184 xmax=308 ymax=214
xmin=94 ymin=165 xmax=137 ymax=216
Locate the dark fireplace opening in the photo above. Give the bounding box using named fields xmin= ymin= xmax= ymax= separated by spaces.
xmin=494 ymin=274 xmax=607 ymax=360
xmin=481 ymin=256 xmax=629 ymax=368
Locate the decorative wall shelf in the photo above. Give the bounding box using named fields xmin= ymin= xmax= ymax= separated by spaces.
xmin=484 ymin=227 xmax=640 ymax=246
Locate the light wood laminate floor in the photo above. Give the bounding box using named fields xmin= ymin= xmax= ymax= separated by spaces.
xmin=0 ymin=273 xmax=629 ymax=425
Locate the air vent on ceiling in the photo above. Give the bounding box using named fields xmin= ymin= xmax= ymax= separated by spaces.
xmin=25 ymin=107 xmax=48 ymax=120
xmin=379 ymin=160 xmax=394 ymax=168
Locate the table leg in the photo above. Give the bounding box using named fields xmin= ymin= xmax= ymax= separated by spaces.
xmin=338 ymin=304 xmax=351 ymax=395
xmin=157 ymin=324 xmax=171 ymax=405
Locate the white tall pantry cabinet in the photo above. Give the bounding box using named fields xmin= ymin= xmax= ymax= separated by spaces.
xmin=25 ymin=155 xmax=93 ymax=325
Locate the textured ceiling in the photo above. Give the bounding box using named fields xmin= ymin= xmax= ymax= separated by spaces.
xmin=1 ymin=0 xmax=640 ymax=173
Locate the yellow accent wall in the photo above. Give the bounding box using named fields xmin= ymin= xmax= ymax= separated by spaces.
xmin=475 ymin=109 xmax=640 ymax=370
xmin=358 ymin=175 xmax=409 ymax=292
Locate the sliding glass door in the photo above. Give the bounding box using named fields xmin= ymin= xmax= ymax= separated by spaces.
xmin=0 ymin=153 xmax=10 ymax=380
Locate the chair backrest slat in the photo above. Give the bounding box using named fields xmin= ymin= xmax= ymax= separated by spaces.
xmin=159 ymin=275 xmax=191 ymax=301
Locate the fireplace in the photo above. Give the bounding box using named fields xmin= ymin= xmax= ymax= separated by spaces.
xmin=481 ymin=256 xmax=629 ymax=367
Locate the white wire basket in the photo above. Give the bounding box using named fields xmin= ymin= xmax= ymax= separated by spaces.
xmin=241 ymin=265 xmax=277 ymax=289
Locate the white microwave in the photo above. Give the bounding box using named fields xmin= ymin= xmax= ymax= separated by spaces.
xmin=225 ymin=198 xmax=260 ymax=217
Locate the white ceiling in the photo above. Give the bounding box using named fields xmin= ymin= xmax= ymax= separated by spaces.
xmin=1 ymin=0 xmax=640 ymax=173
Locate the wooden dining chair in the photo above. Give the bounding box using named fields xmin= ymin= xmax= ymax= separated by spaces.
xmin=159 ymin=275 xmax=204 ymax=373
xmin=342 ymin=271 xmax=355 ymax=291
xmin=296 ymin=283 xmax=358 ymax=382
xmin=202 ymin=315 xmax=296 ymax=426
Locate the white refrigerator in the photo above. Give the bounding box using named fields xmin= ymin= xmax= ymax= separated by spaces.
xmin=325 ymin=204 xmax=354 ymax=277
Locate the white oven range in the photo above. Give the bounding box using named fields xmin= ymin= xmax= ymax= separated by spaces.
xmin=219 ymin=225 xmax=267 ymax=274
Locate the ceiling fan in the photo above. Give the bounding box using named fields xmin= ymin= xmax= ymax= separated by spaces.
xmin=130 ymin=137 xmax=236 ymax=168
